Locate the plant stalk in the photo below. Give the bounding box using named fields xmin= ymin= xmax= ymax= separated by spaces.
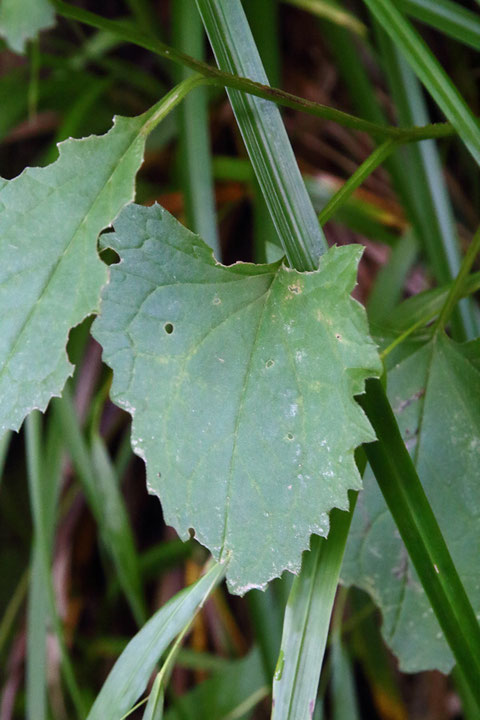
xmin=51 ymin=0 xmax=456 ymax=144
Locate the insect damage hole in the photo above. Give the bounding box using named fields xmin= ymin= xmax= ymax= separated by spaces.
xmin=164 ymin=322 xmax=174 ymax=334
xmin=266 ymin=359 xmax=275 ymax=368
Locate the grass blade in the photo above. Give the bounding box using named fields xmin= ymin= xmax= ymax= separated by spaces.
xmin=272 ymin=506 xmax=356 ymax=719
xmin=172 ymin=0 xmax=220 ymax=256
xmin=318 ymin=139 xmax=398 ymax=226
xmin=87 ymin=562 xmax=226 ymax=720
xmin=367 ymin=230 xmax=417 ymax=326
xmin=195 ymin=0 xmax=328 ymax=270
xmin=363 ymin=0 xmax=480 ymax=165
xmin=25 ymin=412 xmax=86 ymax=719
xmin=26 ymin=414 xmax=63 ymax=720
xmin=358 ymin=378 xmax=480 ymax=709
xmin=374 ymin=26 xmax=478 ymax=339
xmin=283 ymin=0 xmax=366 ymax=36
xmin=330 ymin=590 xmax=360 ymax=720
xmin=52 ymin=392 xmax=146 ymax=626
xmin=399 ymin=0 xmax=480 ymax=51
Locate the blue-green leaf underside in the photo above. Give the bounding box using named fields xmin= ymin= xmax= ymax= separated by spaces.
xmin=93 ymin=203 xmax=381 ymax=593
xmin=342 ymin=333 xmax=480 ymax=673
xmin=0 ymin=110 xmax=156 ymax=436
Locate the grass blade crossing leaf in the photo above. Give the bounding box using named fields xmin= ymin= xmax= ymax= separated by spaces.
xmin=272 ymin=508 xmax=356 ymax=720
xmin=195 ymin=0 xmax=328 ymax=270
xmin=0 ymin=0 xmax=54 ymax=53
xmin=93 ymin=203 xmax=381 ymax=593
xmin=344 ymin=335 xmax=480 ymax=674
xmin=344 ymin=354 xmax=480 ymax=688
xmin=0 ymin=77 xmax=202 ymax=436
xmin=87 ymin=561 xmax=225 ymax=720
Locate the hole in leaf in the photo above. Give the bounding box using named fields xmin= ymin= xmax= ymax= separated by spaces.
xmin=286 ymin=433 xmax=294 ymax=441
xmin=164 ymin=322 xmax=174 ymax=334
xmin=266 ymin=359 xmax=274 ymax=368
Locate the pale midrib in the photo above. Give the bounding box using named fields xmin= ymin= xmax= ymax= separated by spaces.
xmin=219 ymin=270 xmax=278 ymax=561
xmin=0 ymin=124 xmax=143 ymax=396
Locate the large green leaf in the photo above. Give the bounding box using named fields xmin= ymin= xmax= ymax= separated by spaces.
xmin=0 ymin=0 xmax=55 ymax=53
xmin=0 ymin=105 xmax=161 ymax=435
xmin=342 ymin=332 xmax=480 ymax=672
xmin=93 ymin=202 xmax=381 ymax=594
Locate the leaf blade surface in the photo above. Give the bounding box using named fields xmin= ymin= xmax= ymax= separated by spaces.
xmin=0 ymin=110 xmax=153 ymax=434
xmin=93 ymin=203 xmax=381 ymax=593
xmin=343 ymin=333 xmax=480 ymax=672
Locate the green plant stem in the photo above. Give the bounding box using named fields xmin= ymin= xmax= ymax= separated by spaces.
xmin=318 ymin=138 xmax=398 ymax=226
xmin=357 ymin=378 xmax=480 ymax=708
xmin=25 ymin=412 xmax=86 ymax=719
xmin=50 ymin=0 xmax=456 ymax=143
xmin=435 ymin=226 xmax=480 ymax=332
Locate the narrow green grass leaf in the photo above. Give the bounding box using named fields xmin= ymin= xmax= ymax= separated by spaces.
xmin=86 ymin=562 xmax=226 ymax=720
xmin=93 ymin=203 xmax=381 ymax=593
xmin=374 ymin=29 xmax=477 ymax=338
xmin=26 ymin=415 xmax=63 ymax=720
xmin=0 ymin=78 xmax=201 ymax=436
xmin=26 ymin=548 xmax=49 ymax=720
xmin=25 ymin=412 xmax=86 ymax=718
xmin=399 ymin=0 xmax=480 ymax=51
xmin=331 ymin=592 xmax=361 ymax=720
xmin=283 ymin=0 xmax=367 ymax=36
xmin=172 ymin=1 xmax=220 ymax=256
xmin=363 ymin=0 xmax=480 ymax=165
xmin=272 ymin=508 xmax=356 ymax=720
xmin=367 ymin=231 xmax=417 ymax=327
xmin=244 ymin=0 xmax=282 ymax=264
xmin=318 ymin=139 xmax=399 ymax=226
xmin=377 ymin=271 xmax=480 ymax=338
xmin=52 ymin=392 xmax=146 ymax=625
xmin=0 ymin=0 xmax=54 ymax=53
xmin=195 ymin=0 xmax=327 ymax=270
xmin=212 ymin=157 xmax=401 ymax=247
xmin=351 ymin=370 xmax=480 ymax=695
xmin=0 ymin=570 xmax=28 ymax=658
